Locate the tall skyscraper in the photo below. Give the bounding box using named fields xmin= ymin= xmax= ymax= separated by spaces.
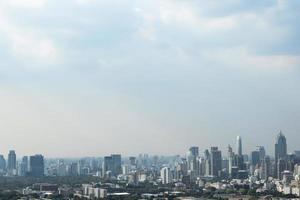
xmin=204 ymin=149 xmax=211 ymax=176
xmin=227 ymin=145 xmax=234 ymax=175
xmin=0 ymin=155 xmax=6 ymax=172
xmin=275 ymin=131 xmax=287 ymax=178
xmin=29 ymin=155 xmax=44 ymax=177
xmin=258 ymin=146 xmax=266 ymax=161
xmin=187 ymin=147 xmax=199 ymax=177
xmin=160 ymin=167 xmax=172 ymax=184
xmin=7 ymin=150 xmax=16 ymax=175
xmin=237 ymin=136 xmax=242 ymax=156
xmin=111 ymin=154 xmax=121 ymax=176
xmin=210 ymin=147 xmax=222 ymax=177
xmin=19 ymin=156 xmax=29 ymax=176
xmin=103 ymin=154 xmax=122 ymax=177
xmin=189 ymin=146 xmax=199 ymax=157
xmin=251 ymin=151 xmax=260 ymax=167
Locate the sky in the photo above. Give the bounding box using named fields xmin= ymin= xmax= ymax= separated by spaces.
xmin=0 ymin=0 xmax=299 ymax=158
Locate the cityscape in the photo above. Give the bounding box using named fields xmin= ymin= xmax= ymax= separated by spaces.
xmin=0 ymin=0 xmax=300 ymax=199
xmin=0 ymin=132 xmax=299 ymax=199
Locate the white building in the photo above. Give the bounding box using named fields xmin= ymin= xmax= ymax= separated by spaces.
xmin=160 ymin=167 xmax=172 ymax=184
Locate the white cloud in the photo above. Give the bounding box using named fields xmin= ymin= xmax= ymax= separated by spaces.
xmin=158 ymin=1 xmax=236 ymax=31
xmin=203 ymin=47 xmax=300 ymax=70
xmin=0 ymin=2 xmax=59 ymax=69
xmin=5 ymin=0 xmax=46 ymax=8
xmin=76 ymin=0 xmax=96 ymax=5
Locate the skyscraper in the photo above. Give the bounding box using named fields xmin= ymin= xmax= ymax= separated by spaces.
xmin=20 ymin=156 xmax=29 ymax=176
xmin=103 ymin=154 xmax=122 ymax=177
xmin=160 ymin=167 xmax=172 ymax=184
xmin=258 ymin=146 xmax=266 ymax=161
xmin=227 ymin=145 xmax=234 ymax=177
xmin=275 ymin=131 xmax=287 ymax=178
xmin=251 ymin=151 xmax=260 ymax=167
xmin=111 ymin=154 xmax=121 ymax=176
xmin=7 ymin=150 xmax=16 ymax=175
xmin=29 ymin=155 xmax=44 ymax=177
xmin=0 ymin=155 xmax=6 ymax=172
xmin=204 ymin=149 xmax=211 ymax=176
xmin=187 ymin=147 xmax=199 ymax=177
xmin=210 ymin=147 xmax=222 ymax=177
xmin=189 ymin=146 xmax=199 ymax=157
xmin=237 ymin=136 xmax=242 ymax=156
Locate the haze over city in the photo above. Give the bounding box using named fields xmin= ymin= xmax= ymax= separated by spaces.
xmin=0 ymin=0 xmax=300 ymax=157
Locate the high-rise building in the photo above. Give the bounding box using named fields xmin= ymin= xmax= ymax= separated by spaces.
xmin=111 ymin=154 xmax=121 ymax=176
xmin=204 ymin=149 xmax=211 ymax=176
xmin=7 ymin=150 xmax=16 ymax=175
xmin=251 ymin=151 xmax=260 ymax=167
xmin=29 ymin=155 xmax=44 ymax=177
xmin=258 ymin=146 xmax=266 ymax=161
xmin=103 ymin=154 xmax=122 ymax=177
xmin=19 ymin=156 xmax=29 ymax=176
xmin=103 ymin=156 xmax=113 ymax=177
xmin=228 ymin=145 xmax=234 ymax=176
xmin=189 ymin=146 xmax=199 ymax=157
xmin=129 ymin=157 xmax=136 ymax=166
xmin=0 ymin=155 xmax=6 ymax=172
xmin=57 ymin=159 xmax=67 ymax=176
xmin=187 ymin=147 xmax=199 ymax=177
xmin=160 ymin=167 xmax=172 ymax=184
xmin=260 ymin=156 xmax=271 ymax=180
xmin=69 ymin=163 xmax=78 ymax=176
xmin=275 ymin=131 xmax=287 ymax=178
xmin=210 ymin=147 xmax=222 ymax=177
xmin=237 ymin=136 xmax=242 ymax=156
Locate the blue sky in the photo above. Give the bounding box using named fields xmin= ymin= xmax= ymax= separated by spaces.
xmin=0 ymin=0 xmax=299 ymax=157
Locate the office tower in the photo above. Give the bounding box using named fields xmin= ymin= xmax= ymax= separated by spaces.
xmin=228 ymin=145 xmax=234 ymax=176
xmin=275 ymin=131 xmax=287 ymax=178
xmin=129 ymin=157 xmax=136 ymax=166
xmin=222 ymin=158 xmax=229 ymax=173
xmin=204 ymin=149 xmax=211 ymax=176
xmin=7 ymin=150 xmax=16 ymax=175
xmin=187 ymin=147 xmax=199 ymax=177
xmin=57 ymin=159 xmax=67 ymax=176
xmin=258 ymin=146 xmax=266 ymax=160
xmin=260 ymin=156 xmax=271 ymax=180
xmin=111 ymin=154 xmax=121 ymax=176
xmin=103 ymin=154 xmax=121 ymax=177
xmin=0 ymin=155 xmax=6 ymax=171
xmin=189 ymin=146 xmax=199 ymax=157
xmin=77 ymin=159 xmax=85 ymax=175
xmin=210 ymin=147 xmax=222 ymax=177
xmin=199 ymin=157 xmax=206 ymax=176
xmin=160 ymin=167 xmax=172 ymax=184
xmin=237 ymin=136 xmax=242 ymax=156
xmin=69 ymin=163 xmax=78 ymax=176
xmin=233 ymin=154 xmax=245 ymax=170
xmin=295 ymin=151 xmax=300 ymax=159
xmin=19 ymin=156 xmax=28 ymax=176
xmin=251 ymin=151 xmax=260 ymax=167
xmin=103 ymin=156 xmax=113 ymax=177
xmin=29 ymin=155 xmax=44 ymax=177
xmin=286 ymin=154 xmax=295 ymax=173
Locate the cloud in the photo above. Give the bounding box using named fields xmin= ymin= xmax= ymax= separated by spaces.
xmin=3 ymin=0 xmax=47 ymax=8
xmin=202 ymin=47 xmax=300 ymax=70
xmin=0 ymin=2 xmax=60 ymax=69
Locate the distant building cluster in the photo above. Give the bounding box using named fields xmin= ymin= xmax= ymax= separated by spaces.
xmin=0 ymin=151 xmax=44 ymax=177
xmin=2 ymin=131 xmax=300 ymax=199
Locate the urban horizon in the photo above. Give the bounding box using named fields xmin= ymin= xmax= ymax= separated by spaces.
xmin=0 ymin=0 xmax=299 ymax=199
xmin=0 ymin=131 xmax=296 ymax=159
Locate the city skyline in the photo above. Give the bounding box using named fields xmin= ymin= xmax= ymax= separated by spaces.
xmin=0 ymin=1 xmax=299 ymax=157
xmin=0 ymin=132 xmax=296 ymax=159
